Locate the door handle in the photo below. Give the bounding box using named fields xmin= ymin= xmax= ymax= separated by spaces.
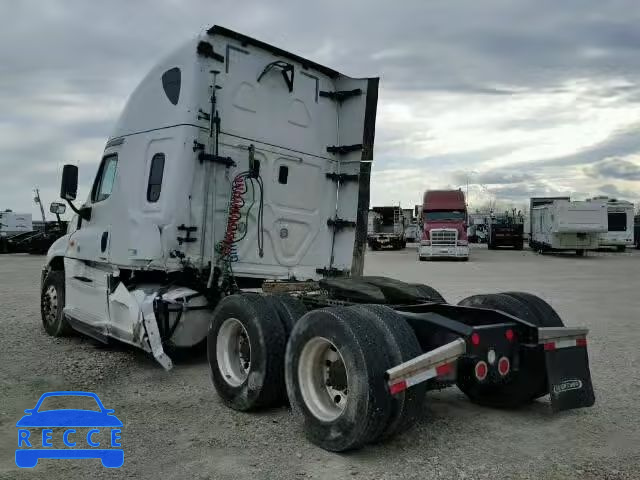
xmin=72 ymin=276 xmax=93 ymax=283
xmin=101 ymin=231 xmax=109 ymax=253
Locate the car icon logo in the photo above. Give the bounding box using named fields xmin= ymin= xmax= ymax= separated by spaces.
xmin=15 ymin=391 xmax=123 ymax=468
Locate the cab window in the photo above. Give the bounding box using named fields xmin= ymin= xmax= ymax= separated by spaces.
xmin=91 ymin=154 xmax=118 ymax=203
xmin=146 ymin=153 xmax=165 ymax=202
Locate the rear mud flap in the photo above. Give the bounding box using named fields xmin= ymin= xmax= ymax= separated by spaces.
xmin=545 ymin=346 xmax=595 ymax=412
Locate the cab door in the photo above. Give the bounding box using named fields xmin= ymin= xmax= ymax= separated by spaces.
xmin=64 ymin=152 xmax=119 ymax=335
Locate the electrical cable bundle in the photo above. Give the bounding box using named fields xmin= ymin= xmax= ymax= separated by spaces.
xmin=216 ymin=169 xmax=265 ymax=292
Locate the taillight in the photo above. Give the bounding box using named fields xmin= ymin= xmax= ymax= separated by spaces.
xmin=505 ymin=329 xmax=515 ymax=342
xmin=475 ymin=361 xmax=488 ymax=381
xmin=470 ymin=332 xmax=480 ymax=346
xmin=498 ymin=357 xmax=510 ymax=376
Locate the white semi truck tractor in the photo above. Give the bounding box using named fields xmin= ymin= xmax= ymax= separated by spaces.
xmin=42 ymin=26 xmax=595 ymax=452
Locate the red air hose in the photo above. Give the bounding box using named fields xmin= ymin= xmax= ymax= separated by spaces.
xmin=221 ymin=175 xmax=246 ymax=260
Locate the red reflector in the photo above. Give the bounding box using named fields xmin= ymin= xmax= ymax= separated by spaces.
xmin=475 ymin=361 xmax=488 ymax=381
xmin=436 ymin=362 xmax=452 ymax=377
xmin=576 ymin=338 xmax=587 ymax=347
xmin=505 ymin=329 xmax=515 ymax=342
xmin=471 ymin=333 xmax=481 ymax=346
xmin=389 ymin=380 xmax=407 ymax=395
xmin=497 ymin=357 xmax=510 ymax=376
xmin=544 ymin=342 xmax=556 ymax=351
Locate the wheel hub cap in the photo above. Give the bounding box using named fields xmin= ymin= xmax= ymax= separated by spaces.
xmin=43 ymin=285 xmax=58 ymax=325
xmin=298 ymin=338 xmax=349 ymax=421
xmin=216 ymin=318 xmax=251 ymax=387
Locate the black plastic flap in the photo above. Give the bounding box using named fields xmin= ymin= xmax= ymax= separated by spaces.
xmin=545 ymin=346 xmax=595 ymax=412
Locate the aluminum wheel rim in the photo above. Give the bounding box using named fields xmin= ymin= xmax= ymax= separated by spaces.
xmin=298 ymin=337 xmax=349 ymax=422
xmin=216 ymin=318 xmax=251 ymax=387
xmin=43 ymin=285 xmax=58 ymax=325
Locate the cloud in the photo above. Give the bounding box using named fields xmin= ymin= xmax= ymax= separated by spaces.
xmin=2 ymin=0 xmax=640 ymax=218
xmin=451 ymin=170 xmax=537 ymax=185
xmin=598 ymin=183 xmax=639 ymax=200
xmin=585 ymin=157 xmax=640 ymax=180
xmin=522 ymin=123 xmax=640 ymax=169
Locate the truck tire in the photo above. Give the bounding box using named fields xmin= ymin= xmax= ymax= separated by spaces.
xmin=264 ymin=294 xmax=307 ymax=336
xmin=576 ymin=249 xmax=585 ymax=256
xmin=350 ymin=305 xmax=425 ymax=442
xmin=501 ymin=291 xmax=565 ymax=399
xmin=208 ymin=294 xmax=286 ymax=411
xmin=455 ymin=293 xmax=547 ymax=408
xmin=616 ymin=245 xmax=625 ymax=252
xmin=285 ymin=307 xmax=392 ymax=451
xmin=515 ymin=243 xmax=523 ymax=250
xmin=41 ymin=270 xmax=72 ymax=337
xmin=409 ymin=283 xmax=446 ymax=303
xmin=501 ymin=292 xmax=564 ymax=328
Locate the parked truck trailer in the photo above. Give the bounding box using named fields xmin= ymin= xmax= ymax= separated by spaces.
xmin=488 ymin=211 xmax=525 ymax=250
xmin=367 ymin=206 xmax=406 ymax=250
xmin=40 ymin=27 xmax=595 ymax=452
xmin=529 ymin=199 xmax=607 ymax=256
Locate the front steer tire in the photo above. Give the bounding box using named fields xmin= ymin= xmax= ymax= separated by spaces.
xmin=285 ymin=307 xmax=393 ymax=452
xmin=208 ymin=294 xmax=286 ymax=411
xmin=41 ymin=270 xmax=72 ymax=337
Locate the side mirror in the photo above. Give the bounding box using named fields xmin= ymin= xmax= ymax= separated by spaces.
xmin=49 ymin=202 xmax=66 ymax=215
xmin=60 ymin=164 xmax=78 ymax=201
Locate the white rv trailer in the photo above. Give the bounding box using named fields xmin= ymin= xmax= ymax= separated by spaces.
xmin=588 ymin=197 xmax=634 ymax=251
xmin=39 ymin=26 xmax=596 ymax=452
xmin=0 ymin=211 xmax=33 ymax=235
xmin=529 ymin=199 xmax=607 ymax=255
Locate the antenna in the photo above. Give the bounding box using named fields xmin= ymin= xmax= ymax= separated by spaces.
xmin=33 ymin=188 xmax=46 ymax=233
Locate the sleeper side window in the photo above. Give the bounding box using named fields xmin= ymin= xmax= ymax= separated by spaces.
xmin=278 ymin=165 xmax=289 ymax=184
xmin=147 ymin=153 xmax=165 ymax=203
xmin=91 ymin=154 xmax=118 ymax=203
xmin=161 ymin=68 xmax=181 ymax=105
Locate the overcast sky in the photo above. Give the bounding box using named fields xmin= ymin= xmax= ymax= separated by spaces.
xmin=2 ymin=0 xmax=640 ymax=219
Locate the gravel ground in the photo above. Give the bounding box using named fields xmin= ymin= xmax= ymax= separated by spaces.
xmin=1 ymin=246 xmax=639 ymax=479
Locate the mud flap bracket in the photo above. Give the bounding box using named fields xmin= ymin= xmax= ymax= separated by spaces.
xmin=386 ymin=338 xmax=466 ymax=395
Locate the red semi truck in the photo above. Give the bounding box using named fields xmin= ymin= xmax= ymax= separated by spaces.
xmin=418 ymin=190 xmax=469 ymax=260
